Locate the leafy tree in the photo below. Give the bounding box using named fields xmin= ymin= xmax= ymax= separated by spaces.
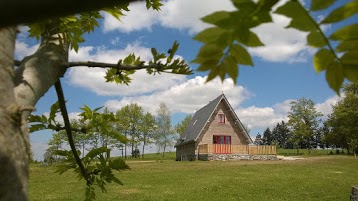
xmin=0 ymin=1 xmax=190 ymax=199
xmin=175 ymin=115 xmax=192 ymax=137
xmin=155 ymin=102 xmax=176 ymax=158
xmin=262 ymin=127 xmax=273 ymax=145
xmin=116 ymin=103 xmax=144 ymax=158
xmin=139 ymin=112 xmax=157 ymax=159
xmin=193 ymin=0 xmax=358 ymax=93
xmin=326 ymin=83 xmax=358 ymax=157
xmin=1 ymin=0 xmax=357 ymax=200
xmin=288 ymin=98 xmax=323 ymax=154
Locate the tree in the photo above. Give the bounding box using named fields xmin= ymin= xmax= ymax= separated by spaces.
xmin=288 ymin=98 xmax=323 ymax=154
xmin=254 ymin=133 xmax=263 ymax=145
xmin=139 ymin=112 xmax=156 ymax=159
xmin=175 ymin=115 xmax=192 ymax=137
xmin=0 ymin=1 xmax=190 ymax=199
xmin=193 ymin=0 xmax=358 ymax=93
xmin=1 ymin=0 xmax=357 ymax=200
xmin=272 ymin=121 xmax=292 ymax=148
xmin=326 ymin=83 xmax=358 ymax=157
xmin=154 ymin=102 xmax=176 ymax=158
xmin=116 ymin=103 xmax=144 ymax=158
xmin=262 ymin=127 xmax=273 ymax=145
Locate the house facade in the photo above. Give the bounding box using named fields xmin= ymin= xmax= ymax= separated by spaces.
xmin=175 ymin=94 xmax=276 ymax=161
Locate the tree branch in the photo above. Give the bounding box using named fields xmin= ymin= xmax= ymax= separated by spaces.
xmin=54 ymin=80 xmax=90 ymax=184
xmin=65 ymin=61 xmax=161 ymax=71
xmin=65 ymin=61 xmax=193 ymax=75
xmin=14 ymin=60 xmax=22 ymax=67
xmin=0 ymin=0 xmax=143 ymax=28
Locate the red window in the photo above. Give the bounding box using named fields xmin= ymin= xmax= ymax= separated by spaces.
xmin=213 ymin=136 xmax=231 ymax=144
xmin=218 ymin=114 xmax=225 ymax=124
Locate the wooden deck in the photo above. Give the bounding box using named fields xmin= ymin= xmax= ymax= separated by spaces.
xmin=198 ymin=144 xmax=276 ymax=155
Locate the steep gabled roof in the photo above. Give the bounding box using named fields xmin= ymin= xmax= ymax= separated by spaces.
xmin=175 ymin=94 xmax=253 ymax=146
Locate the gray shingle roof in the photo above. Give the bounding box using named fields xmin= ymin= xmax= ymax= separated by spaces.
xmin=175 ymin=94 xmax=252 ymax=146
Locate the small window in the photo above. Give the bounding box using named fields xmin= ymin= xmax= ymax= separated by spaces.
xmin=213 ymin=135 xmax=231 ymax=144
xmin=218 ymin=114 xmax=225 ymax=124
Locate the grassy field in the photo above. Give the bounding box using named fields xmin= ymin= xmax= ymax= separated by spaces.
xmin=29 ymin=155 xmax=358 ymax=201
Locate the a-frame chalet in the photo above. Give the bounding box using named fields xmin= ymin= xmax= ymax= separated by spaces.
xmin=175 ymin=94 xmax=276 ymax=161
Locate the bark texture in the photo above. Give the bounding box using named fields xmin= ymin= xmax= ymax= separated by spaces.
xmin=0 ymin=27 xmax=28 ymax=200
xmin=352 ymin=186 xmax=358 ymax=201
xmin=0 ymin=26 xmax=69 ymax=200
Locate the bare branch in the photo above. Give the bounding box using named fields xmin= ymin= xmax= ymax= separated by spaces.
xmin=54 ymin=80 xmax=90 ymax=184
xmin=0 ymin=0 xmax=142 ymax=28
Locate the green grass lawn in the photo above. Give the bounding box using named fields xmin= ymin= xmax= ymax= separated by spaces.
xmin=29 ymin=155 xmax=358 ymax=201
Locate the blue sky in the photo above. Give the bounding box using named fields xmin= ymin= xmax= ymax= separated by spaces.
xmin=16 ymin=0 xmax=354 ymax=160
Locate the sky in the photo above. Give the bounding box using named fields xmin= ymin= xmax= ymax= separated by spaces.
xmin=16 ymin=0 xmax=354 ymax=160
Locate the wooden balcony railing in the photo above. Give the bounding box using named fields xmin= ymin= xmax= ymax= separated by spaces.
xmin=198 ymin=144 xmax=276 ymax=155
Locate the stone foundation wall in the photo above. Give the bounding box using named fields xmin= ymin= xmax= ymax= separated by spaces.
xmin=198 ymin=154 xmax=277 ymax=161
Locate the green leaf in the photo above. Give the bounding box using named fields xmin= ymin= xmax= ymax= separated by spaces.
xmin=344 ymin=65 xmax=358 ymax=83
xmin=201 ymin=11 xmax=230 ymax=25
xmin=85 ymin=147 xmax=107 ymax=159
xmin=194 ymin=27 xmax=230 ymax=45
xmin=29 ymin=124 xmax=47 ymax=133
xmin=230 ymin=44 xmax=254 ymax=66
xmin=223 ymin=56 xmax=239 ymax=83
xmin=28 ymin=115 xmax=43 ymax=123
xmin=232 ymin=0 xmax=257 ymax=14
xmin=234 ymin=31 xmax=264 ymax=47
xmin=274 ymin=1 xmax=316 ymax=32
xmin=313 ymin=48 xmax=335 ymax=73
xmin=329 ymin=24 xmax=358 ymax=41
xmin=341 ymin=51 xmax=358 ymax=65
xmin=336 ymin=40 xmax=358 ymax=52
xmin=110 ymin=158 xmax=129 ymax=171
xmin=307 ymin=30 xmax=327 ymax=48
xmin=310 ymin=0 xmax=336 ymax=11
xmin=257 ymin=0 xmax=280 ymax=12
xmin=326 ymin=62 xmax=344 ymax=93
xmin=49 ymin=101 xmax=60 ymax=122
xmin=206 ymin=67 xmax=220 ymax=82
xmin=192 ymin=44 xmax=224 ymax=63
xmin=321 ymin=0 xmax=358 ymax=24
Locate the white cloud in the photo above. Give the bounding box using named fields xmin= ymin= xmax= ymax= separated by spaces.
xmin=105 ymin=76 xmax=250 ymax=114
xmin=68 ymin=42 xmax=187 ymax=96
xmin=315 ymin=95 xmax=341 ymax=118
xmin=103 ymin=3 xmax=158 ymax=33
xmin=158 ymin=0 xmax=235 ymax=34
xmin=14 ymin=41 xmax=39 ymax=60
xmin=249 ymin=14 xmax=312 ymax=63
xmin=236 ymin=103 xmax=289 ymax=131
xmin=102 ymin=0 xmax=313 ymax=63
xmin=102 ymin=0 xmax=235 ymax=34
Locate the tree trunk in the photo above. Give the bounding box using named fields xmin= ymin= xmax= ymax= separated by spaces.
xmin=142 ymin=139 xmax=146 ymax=159
xmin=351 ymin=186 xmax=358 ymax=201
xmin=0 ymin=26 xmax=28 ymax=200
xmin=162 ymin=145 xmax=166 ymax=158
xmin=1 ymin=24 xmax=68 ymax=200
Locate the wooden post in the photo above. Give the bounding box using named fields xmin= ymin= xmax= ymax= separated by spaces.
xmin=351 ymin=186 xmax=358 ymax=201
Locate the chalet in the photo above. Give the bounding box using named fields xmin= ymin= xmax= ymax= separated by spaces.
xmin=175 ymin=93 xmax=276 ymax=161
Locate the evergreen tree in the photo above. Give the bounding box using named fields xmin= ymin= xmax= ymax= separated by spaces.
xmin=262 ymin=127 xmax=273 ymax=145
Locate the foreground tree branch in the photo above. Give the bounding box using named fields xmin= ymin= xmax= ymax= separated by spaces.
xmin=54 ymin=80 xmax=90 ymax=183
xmin=0 ymin=0 xmax=142 ymax=27
xmin=66 ymin=61 xmax=160 ymax=70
